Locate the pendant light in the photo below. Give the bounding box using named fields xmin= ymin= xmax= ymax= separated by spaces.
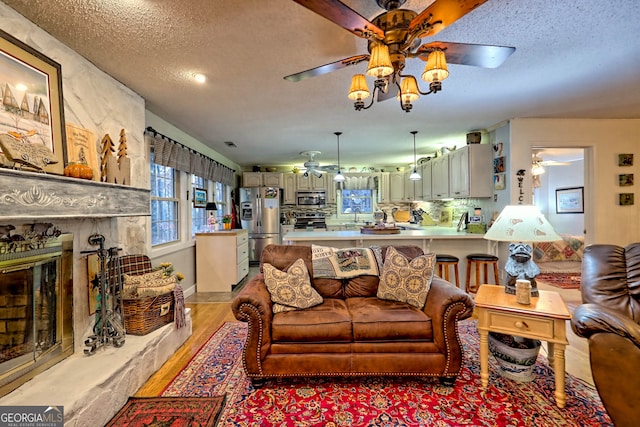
xmin=409 ymin=131 xmax=421 ymax=181
xmin=333 ymin=131 xmax=345 ymax=182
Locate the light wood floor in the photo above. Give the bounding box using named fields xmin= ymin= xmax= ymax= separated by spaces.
xmin=134 ymin=301 xmax=237 ymax=396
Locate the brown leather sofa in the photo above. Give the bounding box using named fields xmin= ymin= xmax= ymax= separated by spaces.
xmin=232 ymin=244 xmax=474 ymax=386
xmin=571 ymin=243 xmax=640 ymax=427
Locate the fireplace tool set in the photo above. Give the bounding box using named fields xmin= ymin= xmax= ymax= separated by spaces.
xmin=81 ymin=233 xmax=125 ymax=355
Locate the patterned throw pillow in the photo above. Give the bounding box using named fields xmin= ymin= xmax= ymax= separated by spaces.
xmin=311 ymin=244 xmax=380 ymax=279
xmin=377 ymin=246 xmax=436 ymax=309
xmin=263 ymin=258 xmax=323 ymax=314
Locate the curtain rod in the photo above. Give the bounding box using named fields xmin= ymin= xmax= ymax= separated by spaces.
xmin=145 ymin=126 xmax=235 ymax=173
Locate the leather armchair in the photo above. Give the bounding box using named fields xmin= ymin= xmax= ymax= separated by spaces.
xmin=571 ymin=243 xmax=640 ymax=427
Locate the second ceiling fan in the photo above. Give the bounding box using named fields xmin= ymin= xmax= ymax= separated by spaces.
xmin=285 ymin=0 xmax=515 ymax=111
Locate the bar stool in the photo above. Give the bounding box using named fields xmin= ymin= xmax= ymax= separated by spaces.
xmin=465 ymin=253 xmax=500 ymax=293
xmin=435 ymin=254 xmax=460 ymax=287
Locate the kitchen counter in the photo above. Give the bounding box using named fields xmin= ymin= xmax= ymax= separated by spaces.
xmin=283 ymin=227 xmax=497 ymax=289
xmin=283 ymin=228 xmax=484 ymax=242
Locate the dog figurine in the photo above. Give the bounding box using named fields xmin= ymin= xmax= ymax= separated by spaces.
xmin=504 ymin=242 xmax=540 ymax=296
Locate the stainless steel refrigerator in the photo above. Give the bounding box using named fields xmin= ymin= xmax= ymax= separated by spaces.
xmin=240 ymin=187 xmax=281 ymax=263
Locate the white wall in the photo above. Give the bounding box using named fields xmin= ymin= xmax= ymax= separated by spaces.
xmin=509 ymin=118 xmax=640 ymax=246
xmin=0 ymin=2 xmax=148 ymax=351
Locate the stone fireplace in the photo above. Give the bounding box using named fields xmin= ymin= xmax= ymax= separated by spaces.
xmin=0 ymin=168 xmax=150 ymax=397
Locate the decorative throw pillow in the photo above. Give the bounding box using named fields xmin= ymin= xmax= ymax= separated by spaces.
xmin=263 ymin=258 xmax=323 ymax=314
xmin=311 ymin=244 xmax=380 ymax=279
xmin=377 ymin=246 xmax=436 ymax=309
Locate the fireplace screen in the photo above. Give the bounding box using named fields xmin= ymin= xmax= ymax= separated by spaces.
xmin=0 ymin=233 xmax=73 ymax=396
xmin=0 ymin=253 xmax=59 ymax=372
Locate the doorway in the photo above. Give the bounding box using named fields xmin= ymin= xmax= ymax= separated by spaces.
xmin=531 ymin=147 xmax=585 ymax=236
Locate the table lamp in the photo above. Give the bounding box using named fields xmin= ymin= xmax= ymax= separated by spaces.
xmin=483 ymin=204 xmax=561 ymax=296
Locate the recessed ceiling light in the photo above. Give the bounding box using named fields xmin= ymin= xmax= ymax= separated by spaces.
xmin=193 ymin=73 xmax=206 ymax=83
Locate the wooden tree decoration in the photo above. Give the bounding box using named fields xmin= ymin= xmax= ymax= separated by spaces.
xmin=100 ymin=134 xmax=115 ymax=182
xmin=106 ymin=129 xmax=131 ymax=185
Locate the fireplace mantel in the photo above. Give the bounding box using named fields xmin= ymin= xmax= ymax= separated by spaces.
xmin=0 ymin=169 xmax=150 ymax=220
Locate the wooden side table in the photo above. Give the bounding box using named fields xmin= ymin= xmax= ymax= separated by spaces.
xmin=474 ymin=284 xmax=572 ymax=408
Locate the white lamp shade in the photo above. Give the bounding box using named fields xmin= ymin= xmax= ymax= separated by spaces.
xmin=334 ymin=171 xmax=345 ymax=182
xmin=484 ymin=205 xmax=562 ymax=242
xmin=409 ymin=169 xmax=421 ymax=180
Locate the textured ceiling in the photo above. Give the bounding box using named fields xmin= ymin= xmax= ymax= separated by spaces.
xmin=3 ymin=0 xmax=639 ymax=170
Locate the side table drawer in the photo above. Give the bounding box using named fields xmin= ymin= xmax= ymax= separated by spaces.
xmin=488 ymin=311 xmax=554 ymax=339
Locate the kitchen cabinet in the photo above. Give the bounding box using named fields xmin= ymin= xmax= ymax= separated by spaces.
xmin=282 ymin=173 xmax=296 ymax=205
xmin=242 ymin=172 xmax=283 ymax=188
xmin=431 ymin=156 xmax=450 ymax=199
xmin=421 ymin=161 xmax=433 ymax=200
xmin=403 ymin=172 xmax=419 ymax=202
xmin=295 ymin=173 xmax=326 ymax=190
xmin=389 ymin=172 xmax=405 ymax=203
xmin=378 ymin=172 xmax=390 ymax=203
xmin=195 ymin=229 xmax=249 ymax=292
xmin=325 ymin=174 xmax=337 ymax=204
xmin=448 ymin=144 xmax=493 ymax=198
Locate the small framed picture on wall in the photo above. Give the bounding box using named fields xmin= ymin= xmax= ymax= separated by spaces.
xmin=619 ymin=193 xmax=634 ymax=206
xmin=619 ymin=173 xmax=634 ymax=186
xmin=618 ymin=153 xmax=634 ymax=166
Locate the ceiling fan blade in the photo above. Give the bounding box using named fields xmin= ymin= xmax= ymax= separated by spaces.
xmin=417 ymin=42 xmax=515 ymax=68
xmin=292 ymin=0 xmax=384 ymax=40
xmin=284 ymin=54 xmax=370 ymax=82
xmin=409 ymin=0 xmax=488 ymax=38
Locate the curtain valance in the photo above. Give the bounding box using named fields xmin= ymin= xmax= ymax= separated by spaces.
xmin=339 ymin=175 xmax=377 ymax=190
xmin=146 ymin=128 xmax=235 ymax=186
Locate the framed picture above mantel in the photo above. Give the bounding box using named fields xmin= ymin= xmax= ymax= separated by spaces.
xmin=555 ymin=186 xmax=584 ymax=214
xmin=0 ymin=29 xmax=67 ymax=175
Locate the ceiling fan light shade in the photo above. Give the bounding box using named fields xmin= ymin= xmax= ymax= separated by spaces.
xmin=531 ymin=162 xmax=546 ymax=176
xmin=366 ymin=44 xmax=394 ymax=78
xmin=398 ymin=76 xmax=420 ymax=102
xmin=348 ymin=74 xmax=371 ymax=100
xmin=422 ymin=50 xmax=449 ymax=83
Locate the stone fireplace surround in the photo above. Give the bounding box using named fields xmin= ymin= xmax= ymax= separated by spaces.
xmin=0 ymin=169 xmax=192 ymax=425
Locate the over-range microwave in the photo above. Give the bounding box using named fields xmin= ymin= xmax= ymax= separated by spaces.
xmin=296 ymin=190 xmax=326 ymax=207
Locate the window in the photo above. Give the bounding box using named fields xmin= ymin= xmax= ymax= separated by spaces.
xmin=151 ymin=155 xmax=179 ymax=245
xmin=191 ymin=175 xmax=207 ymax=234
xmin=214 ymin=181 xmax=226 ymax=221
xmin=339 ymin=189 xmax=374 ymax=216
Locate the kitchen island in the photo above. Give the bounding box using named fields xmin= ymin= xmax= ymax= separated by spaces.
xmin=283 ymin=227 xmax=498 ymax=288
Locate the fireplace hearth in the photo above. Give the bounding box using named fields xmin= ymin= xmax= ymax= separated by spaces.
xmin=0 ymin=232 xmax=73 ymax=396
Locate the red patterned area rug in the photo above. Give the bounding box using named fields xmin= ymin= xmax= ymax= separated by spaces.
xmin=162 ymin=321 xmax=611 ymax=426
xmin=105 ymin=396 xmax=225 ymax=426
xmin=536 ymin=273 xmax=581 ymax=290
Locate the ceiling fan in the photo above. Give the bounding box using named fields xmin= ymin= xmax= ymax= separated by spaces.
xmin=298 ymin=151 xmax=338 ymax=178
xmin=285 ymin=0 xmax=515 ymax=111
